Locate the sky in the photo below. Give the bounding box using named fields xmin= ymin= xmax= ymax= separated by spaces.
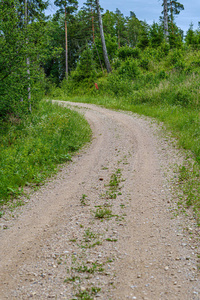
xmin=46 ymin=0 xmax=200 ymax=35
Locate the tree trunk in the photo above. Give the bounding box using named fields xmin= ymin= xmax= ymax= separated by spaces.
xmin=65 ymin=5 xmax=68 ymax=79
xmin=91 ymin=7 xmax=95 ymax=43
xmin=170 ymin=0 xmax=174 ymax=35
xmin=95 ymin=0 xmax=112 ymax=73
xmin=163 ymin=0 xmax=169 ymax=41
xmin=25 ymin=0 xmax=31 ymax=112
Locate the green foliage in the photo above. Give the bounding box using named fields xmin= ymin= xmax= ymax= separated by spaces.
xmin=94 ymin=34 xmax=118 ymax=68
xmin=118 ymin=58 xmax=141 ymax=79
xmin=0 ymin=0 xmax=48 ymax=120
xmin=95 ymin=208 xmax=113 ymax=219
xmin=137 ymin=23 xmax=150 ymax=49
xmin=72 ymin=46 xmax=96 ymax=81
xmin=0 ymin=101 xmax=91 ymax=206
xmin=178 ymin=162 xmax=200 ymax=222
xmin=117 ymin=46 xmax=141 ymax=60
xmin=185 ymin=24 xmax=200 ymax=49
xmin=149 ymin=22 xmax=164 ymax=48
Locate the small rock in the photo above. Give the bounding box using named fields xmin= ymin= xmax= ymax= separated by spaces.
xmin=164 ymin=266 xmax=169 ymax=271
xmin=137 ymin=275 xmax=141 ymax=278
xmin=80 ymin=286 xmax=86 ymax=292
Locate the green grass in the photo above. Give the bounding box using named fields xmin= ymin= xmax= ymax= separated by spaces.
xmin=0 ymin=100 xmax=91 ymax=211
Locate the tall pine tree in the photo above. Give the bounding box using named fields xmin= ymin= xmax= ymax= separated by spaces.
xmin=54 ymin=0 xmax=78 ymax=78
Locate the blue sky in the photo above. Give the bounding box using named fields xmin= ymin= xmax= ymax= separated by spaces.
xmin=46 ymin=0 xmax=200 ymax=35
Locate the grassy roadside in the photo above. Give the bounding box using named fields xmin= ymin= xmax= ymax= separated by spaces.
xmin=0 ymin=101 xmax=91 ymax=214
xmin=51 ymin=95 xmax=200 ymax=224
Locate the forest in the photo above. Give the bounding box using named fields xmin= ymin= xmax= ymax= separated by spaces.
xmin=0 ymin=0 xmax=199 ymax=221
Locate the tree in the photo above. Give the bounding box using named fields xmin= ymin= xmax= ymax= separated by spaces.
xmin=161 ymin=0 xmax=184 ymax=47
xmin=0 ymin=0 xmax=47 ymax=119
xmin=137 ymin=22 xmax=150 ymax=49
xmin=95 ymin=0 xmax=112 ymax=73
xmin=163 ymin=0 xmax=169 ymax=41
xmin=126 ymin=11 xmax=143 ymax=47
xmin=185 ymin=23 xmax=200 ymax=48
xmin=115 ymin=8 xmax=126 ymax=48
xmin=54 ymin=0 xmax=78 ymax=79
xmin=81 ymin=0 xmax=99 ymax=43
xmin=168 ymin=0 xmax=184 ymax=34
xmin=149 ymin=22 xmax=164 ymax=48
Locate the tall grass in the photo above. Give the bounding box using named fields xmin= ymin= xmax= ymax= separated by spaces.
xmin=0 ymin=101 xmax=91 ymax=208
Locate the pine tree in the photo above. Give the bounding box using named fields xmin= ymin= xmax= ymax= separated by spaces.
xmin=54 ymin=0 xmax=78 ymax=78
xmin=115 ymin=8 xmax=126 ymax=48
xmin=126 ymin=11 xmax=143 ymax=47
xmin=168 ymin=0 xmax=184 ymax=34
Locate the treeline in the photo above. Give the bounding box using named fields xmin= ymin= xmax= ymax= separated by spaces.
xmin=44 ymin=0 xmax=200 ymax=85
xmin=1 ymin=0 xmax=200 ymax=120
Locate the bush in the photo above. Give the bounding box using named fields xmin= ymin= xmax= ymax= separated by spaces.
xmin=106 ymin=73 xmax=133 ymax=96
xmin=167 ymin=48 xmax=183 ymax=66
xmin=139 ymin=58 xmax=150 ymax=70
xmin=118 ymin=46 xmax=141 ymax=60
xmin=118 ymin=58 xmax=141 ymax=79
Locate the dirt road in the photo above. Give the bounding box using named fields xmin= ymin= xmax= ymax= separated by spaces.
xmin=0 ymin=102 xmax=199 ymax=299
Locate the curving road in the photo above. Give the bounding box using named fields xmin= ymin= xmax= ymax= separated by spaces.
xmin=0 ymin=101 xmax=199 ymax=299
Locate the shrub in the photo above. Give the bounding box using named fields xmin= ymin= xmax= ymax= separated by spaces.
xmin=118 ymin=46 xmax=141 ymax=60
xmin=118 ymin=58 xmax=141 ymax=79
xmin=139 ymin=58 xmax=150 ymax=70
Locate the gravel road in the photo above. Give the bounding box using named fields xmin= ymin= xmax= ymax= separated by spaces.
xmin=0 ymin=101 xmax=199 ymax=299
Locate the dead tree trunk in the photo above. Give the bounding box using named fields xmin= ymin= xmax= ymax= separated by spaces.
xmin=163 ymin=0 xmax=169 ymax=42
xmin=95 ymin=0 xmax=112 ymax=73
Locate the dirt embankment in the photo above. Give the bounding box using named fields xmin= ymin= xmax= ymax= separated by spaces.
xmin=0 ymin=102 xmax=199 ymax=299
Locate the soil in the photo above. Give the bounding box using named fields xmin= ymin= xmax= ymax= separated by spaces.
xmin=0 ymin=101 xmax=199 ymax=300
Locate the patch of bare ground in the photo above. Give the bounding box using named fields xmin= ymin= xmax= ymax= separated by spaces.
xmin=0 ymin=101 xmax=199 ymax=299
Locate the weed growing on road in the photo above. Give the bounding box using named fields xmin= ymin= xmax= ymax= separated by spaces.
xmin=80 ymin=194 xmax=89 ymax=206
xmin=72 ymin=287 xmax=101 ymax=300
xmin=65 ymin=167 xmax=127 ymax=298
xmin=94 ymin=208 xmax=113 ymax=219
xmin=64 ymin=275 xmax=81 ymax=283
xmin=108 ymin=169 xmax=122 ymax=190
xmin=72 ymin=262 xmax=104 ymax=274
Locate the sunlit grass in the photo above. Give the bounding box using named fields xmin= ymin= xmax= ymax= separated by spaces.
xmin=0 ymin=101 xmax=91 ymax=209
